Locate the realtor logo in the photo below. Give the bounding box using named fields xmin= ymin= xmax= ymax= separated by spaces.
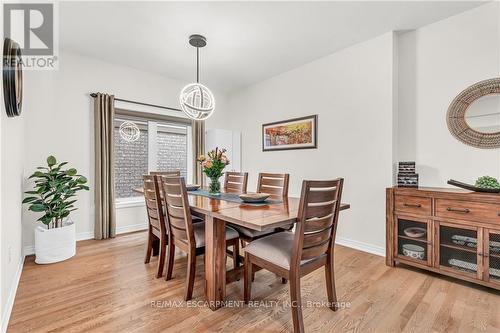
xmin=3 ymin=2 xmax=58 ymax=69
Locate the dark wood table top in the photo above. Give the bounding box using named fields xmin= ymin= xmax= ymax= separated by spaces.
xmin=133 ymin=187 xmax=350 ymax=231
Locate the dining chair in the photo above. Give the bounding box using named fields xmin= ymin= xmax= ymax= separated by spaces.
xmin=150 ymin=170 xmax=181 ymax=176
xmin=257 ymin=172 xmax=290 ymax=197
xmin=159 ymin=175 xmax=240 ymax=301
xmin=224 ymin=171 xmax=248 ymax=193
xmin=143 ymin=175 xmax=169 ymax=278
xmin=244 ymin=178 xmax=344 ymax=333
xmin=151 ymin=170 xmax=203 ymax=223
xmin=233 ymin=173 xmax=290 ymax=245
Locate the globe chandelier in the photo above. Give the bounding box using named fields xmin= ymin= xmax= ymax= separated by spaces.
xmin=119 ymin=121 xmax=140 ymax=142
xmin=179 ymin=35 xmax=215 ymax=120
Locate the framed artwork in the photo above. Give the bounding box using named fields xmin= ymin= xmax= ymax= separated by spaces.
xmin=262 ymin=115 xmax=317 ymax=151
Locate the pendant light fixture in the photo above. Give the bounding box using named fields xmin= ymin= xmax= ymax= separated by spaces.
xmin=119 ymin=121 xmax=141 ymax=142
xmin=179 ymin=34 xmax=215 ymax=120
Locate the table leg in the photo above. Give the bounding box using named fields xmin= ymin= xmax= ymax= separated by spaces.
xmin=204 ymin=215 xmax=226 ymax=310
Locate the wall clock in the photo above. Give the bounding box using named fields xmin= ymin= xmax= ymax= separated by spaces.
xmin=3 ymin=38 xmax=23 ymax=117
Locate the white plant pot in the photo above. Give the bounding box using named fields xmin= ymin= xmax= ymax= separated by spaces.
xmin=34 ymin=222 xmax=76 ymax=264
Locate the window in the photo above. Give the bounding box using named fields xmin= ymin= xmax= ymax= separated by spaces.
xmin=114 ymin=115 xmax=192 ymax=203
xmin=156 ymin=124 xmax=188 ymax=179
xmin=114 ymin=122 xmax=149 ymax=199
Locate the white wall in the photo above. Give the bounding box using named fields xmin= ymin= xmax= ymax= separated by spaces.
xmin=224 ymin=32 xmax=397 ymax=251
xmin=22 ymin=51 xmax=229 ymax=249
xmin=0 ymin=84 xmax=26 ymax=331
xmin=398 ymin=2 xmax=500 ymax=186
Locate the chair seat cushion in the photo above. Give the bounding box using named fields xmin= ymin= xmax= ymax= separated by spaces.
xmin=245 ymin=232 xmax=314 ymax=269
xmin=193 ymin=223 xmax=239 ymax=248
xmin=230 ymin=224 xmax=278 ymax=239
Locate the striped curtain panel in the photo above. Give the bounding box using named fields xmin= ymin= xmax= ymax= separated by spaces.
xmin=94 ymin=93 xmax=116 ymax=239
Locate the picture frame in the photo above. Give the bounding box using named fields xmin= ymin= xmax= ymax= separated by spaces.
xmin=262 ymin=115 xmax=317 ymax=151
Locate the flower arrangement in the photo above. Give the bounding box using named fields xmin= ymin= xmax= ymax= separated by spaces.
xmin=198 ymin=147 xmax=230 ymax=194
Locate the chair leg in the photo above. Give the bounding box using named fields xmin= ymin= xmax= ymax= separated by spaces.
xmin=289 ymin=274 xmax=305 ymax=333
xmin=152 ymin=238 xmax=160 ymax=256
xmin=233 ymin=241 xmax=240 ymax=269
xmin=156 ymin=234 xmax=167 ymax=278
xmin=144 ymin=231 xmax=153 ymax=264
xmin=325 ymin=254 xmax=338 ymax=311
xmin=184 ymin=250 xmax=197 ymax=301
xmin=165 ymin=241 xmax=175 ymax=281
xmin=244 ymin=253 xmax=252 ymax=303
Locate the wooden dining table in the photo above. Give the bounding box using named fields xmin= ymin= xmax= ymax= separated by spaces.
xmin=134 ymin=187 xmax=350 ymax=310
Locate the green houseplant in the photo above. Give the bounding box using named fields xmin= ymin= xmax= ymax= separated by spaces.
xmin=23 ymin=156 xmax=89 ymax=264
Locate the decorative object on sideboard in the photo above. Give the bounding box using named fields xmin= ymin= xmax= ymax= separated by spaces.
xmin=262 ymin=115 xmax=318 ymax=151
xmin=22 ymin=156 xmax=89 ymax=264
xmin=447 ymin=177 xmax=500 ymax=193
xmin=397 ymin=161 xmax=418 ymax=187
xmin=402 ymin=244 xmax=425 ymax=260
xmin=447 ymin=78 xmax=500 ymax=149
xmin=3 ymin=38 xmax=23 ymax=117
xmin=403 ymin=227 xmax=426 ymax=239
xmin=179 ymin=34 xmax=215 ymax=121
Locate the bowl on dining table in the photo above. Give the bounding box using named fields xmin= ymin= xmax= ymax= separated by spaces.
xmin=186 ymin=184 xmax=201 ymax=191
xmin=239 ymin=193 xmax=270 ymax=203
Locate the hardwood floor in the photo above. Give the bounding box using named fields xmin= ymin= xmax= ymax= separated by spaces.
xmin=8 ymin=231 xmax=500 ymax=332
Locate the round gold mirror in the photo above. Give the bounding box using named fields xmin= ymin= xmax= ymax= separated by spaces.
xmin=447 ymin=78 xmax=500 ymax=149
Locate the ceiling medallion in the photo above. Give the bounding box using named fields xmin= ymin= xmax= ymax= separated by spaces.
xmin=179 ymin=35 xmax=215 ymax=121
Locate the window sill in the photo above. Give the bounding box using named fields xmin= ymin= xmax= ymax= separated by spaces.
xmin=116 ymin=199 xmax=144 ymax=209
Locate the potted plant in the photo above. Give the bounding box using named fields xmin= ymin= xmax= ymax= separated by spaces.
xmin=22 ymin=156 xmax=89 ymax=264
xmin=198 ymin=147 xmax=230 ymax=195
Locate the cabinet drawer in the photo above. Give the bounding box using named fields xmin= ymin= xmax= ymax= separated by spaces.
xmin=436 ymin=199 xmax=500 ymax=224
xmin=395 ymin=195 xmax=432 ymax=216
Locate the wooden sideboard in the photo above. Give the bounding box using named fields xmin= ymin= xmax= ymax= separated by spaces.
xmin=386 ymin=186 xmax=500 ymax=290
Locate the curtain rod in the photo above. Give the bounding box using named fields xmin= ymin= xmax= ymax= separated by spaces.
xmin=90 ymin=93 xmax=182 ymax=112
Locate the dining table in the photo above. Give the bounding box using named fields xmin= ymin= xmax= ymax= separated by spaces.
xmin=134 ymin=186 xmax=350 ymax=310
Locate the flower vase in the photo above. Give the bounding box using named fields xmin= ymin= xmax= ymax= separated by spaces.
xmin=209 ymin=176 xmax=221 ymax=195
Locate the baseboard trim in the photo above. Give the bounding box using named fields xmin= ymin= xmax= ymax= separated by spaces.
xmin=335 ymin=236 xmax=385 ymax=257
xmin=116 ymin=223 xmax=148 ymax=235
xmin=23 ymin=224 xmax=148 ymax=256
xmin=1 ymin=255 xmax=25 ymax=333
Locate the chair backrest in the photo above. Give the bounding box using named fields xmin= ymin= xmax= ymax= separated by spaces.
xmin=150 ymin=170 xmax=181 ymax=177
xmin=292 ymin=179 xmax=344 ymax=264
xmin=158 ymin=175 xmax=195 ymax=249
xmin=257 ymin=173 xmax=290 ymax=198
xmin=143 ymin=175 xmax=167 ymax=237
xmin=224 ymin=171 xmax=248 ymax=193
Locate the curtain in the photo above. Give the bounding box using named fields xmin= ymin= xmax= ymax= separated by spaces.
xmin=192 ymin=120 xmax=205 ymax=186
xmin=94 ymin=93 xmax=116 ymax=239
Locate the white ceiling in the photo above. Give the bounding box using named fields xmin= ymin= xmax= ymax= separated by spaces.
xmin=60 ymin=1 xmax=486 ymax=92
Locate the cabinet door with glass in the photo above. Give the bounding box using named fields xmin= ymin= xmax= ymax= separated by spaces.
xmin=395 ymin=215 xmax=432 ymax=266
xmin=436 ymin=221 xmax=482 ymax=280
xmin=484 ymin=229 xmax=500 ymax=286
